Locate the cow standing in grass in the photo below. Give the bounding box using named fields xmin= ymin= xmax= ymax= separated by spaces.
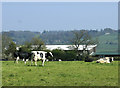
xmin=31 ymin=51 xmax=53 ymax=66
xmin=14 ymin=52 xmax=32 ymax=64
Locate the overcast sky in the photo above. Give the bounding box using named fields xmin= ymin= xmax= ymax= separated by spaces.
xmin=2 ymin=2 xmax=118 ymax=32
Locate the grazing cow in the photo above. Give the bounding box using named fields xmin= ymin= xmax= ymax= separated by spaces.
xmin=14 ymin=52 xmax=32 ymax=64
xmin=31 ymin=51 xmax=53 ymax=66
xmin=96 ymin=57 xmax=114 ymax=63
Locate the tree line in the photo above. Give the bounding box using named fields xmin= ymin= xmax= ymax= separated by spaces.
xmin=2 ymin=30 xmax=99 ymax=61
xmin=2 ymin=28 xmax=117 ymax=45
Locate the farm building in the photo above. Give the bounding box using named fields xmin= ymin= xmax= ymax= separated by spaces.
xmin=94 ymin=52 xmax=120 ymax=57
xmin=17 ymin=45 xmax=97 ymax=55
xmin=45 ymin=45 xmax=97 ymax=54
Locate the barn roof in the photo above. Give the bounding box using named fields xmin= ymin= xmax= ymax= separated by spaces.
xmin=45 ymin=45 xmax=97 ymax=51
xmin=93 ymin=52 xmax=120 ymax=56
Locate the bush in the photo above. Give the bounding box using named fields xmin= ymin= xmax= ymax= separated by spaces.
xmin=51 ymin=49 xmax=77 ymax=61
xmin=52 ymin=49 xmax=65 ymax=61
xmin=84 ymin=56 xmax=93 ymax=62
xmin=64 ymin=51 xmax=76 ymax=61
xmin=113 ymin=57 xmax=120 ymax=61
xmin=19 ymin=46 xmax=31 ymax=53
xmin=3 ymin=41 xmax=17 ymax=60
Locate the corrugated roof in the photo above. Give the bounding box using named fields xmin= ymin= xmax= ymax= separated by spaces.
xmin=93 ymin=52 xmax=120 ymax=56
xmin=95 ymin=52 xmax=120 ymax=55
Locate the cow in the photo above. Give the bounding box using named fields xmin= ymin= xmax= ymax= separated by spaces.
xmin=96 ymin=57 xmax=114 ymax=63
xmin=109 ymin=57 xmax=114 ymax=62
xmin=31 ymin=51 xmax=53 ymax=66
xmin=14 ymin=52 xmax=32 ymax=64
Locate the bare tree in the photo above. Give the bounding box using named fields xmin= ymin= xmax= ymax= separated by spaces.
xmin=72 ymin=30 xmax=85 ymax=51
xmin=71 ymin=30 xmax=86 ymax=60
xmin=72 ymin=30 xmax=97 ymax=60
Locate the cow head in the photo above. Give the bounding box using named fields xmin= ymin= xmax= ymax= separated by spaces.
xmin=30 ymin=52 xmax=35 ymax=60
xmin=14 ymin=52 xmax=19 ymax=58
xmin=46 ymin=52 xmax=53 ymax=58
xmin=49 ymin=52 xmax=53 ymax=57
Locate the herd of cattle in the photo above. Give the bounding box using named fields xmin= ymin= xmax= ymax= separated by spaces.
xmin=14 ymin=51 xmax=53 ymax=66
xmin=13 ymin=51 xmax=114 ymax=66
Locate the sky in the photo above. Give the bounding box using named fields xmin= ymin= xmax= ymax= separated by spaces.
xmin=2 ymin=2 xmax=118 ymax=32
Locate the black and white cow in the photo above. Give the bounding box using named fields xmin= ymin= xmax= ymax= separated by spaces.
xmin=14 ymin=52 xmax=32 ymax=64
xmin=31 ymin=51 xmax=53 ymax=66
xmin=96 ymin=57 xmax=114 ymax=63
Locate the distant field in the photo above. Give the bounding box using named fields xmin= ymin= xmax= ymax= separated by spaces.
xmin=96 ymin=32 xmax=118 ymax=52
xmin=2 ymin=61 xmax=118 ymax=86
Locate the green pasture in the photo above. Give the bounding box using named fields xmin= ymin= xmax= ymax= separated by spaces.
xmin=2 ymin=61 xmax=118 ymax=86
xmin=96 ymin=32 xmax=118 ymax=52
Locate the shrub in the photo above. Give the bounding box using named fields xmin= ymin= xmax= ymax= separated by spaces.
xmin=51 ymin=49 xmax=77 ymax=61
xmin=19 ymin=46 xmax=31 ymax=53
xmin=64 ymin=51 xmax=76 ymax=61
xmin=52 ymin=49 xmax=65 ymax=61
xmin=113 ymin=57 xmax=120 ymax=61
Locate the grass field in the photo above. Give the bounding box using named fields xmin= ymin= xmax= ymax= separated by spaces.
xmin=96 ymin=32 xmax=118 ymax=52
xmin=2 ymin=61 xmax=118 ymax=86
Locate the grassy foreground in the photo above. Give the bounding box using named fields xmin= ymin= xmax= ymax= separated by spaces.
xmin=2 ymin=61 xmax=118 ymax=86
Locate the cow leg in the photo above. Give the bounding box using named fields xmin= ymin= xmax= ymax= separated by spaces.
xmin=35 ymin=61 xmax=37 ymax=66
xmin=34 ymin=58 xmax=37 ymax=66
xmin=14 ymin=58 xmax=16 ymax=63
xmin=112 ymin=57 xmax=114 ymax=62
xmin=31 ymin=59 xmax=33 ymax=66
xmin=24 ymin=59 xmax=28 ymax=65
xmin=24 ymin=60 xmax=26 ymax=64
xmin=16 ymin=60 xmax=18 ymax=64
xmin=42 ymin=59 xmax=45 ymax=66
xmin=16 ymin=57 xmax=19 ymax=64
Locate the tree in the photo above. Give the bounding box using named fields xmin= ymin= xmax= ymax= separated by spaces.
xmin=2 ymin=34 xmax=13 ymax=59
xmin=71 ymin=30 xmax=86 ymax=60
xmin=4 ymin=41 xmax=17 ymax=60
xmin=82 ymin=32 xmax=97 ymax=54
xmin=72 ymin=30 xmax=97 ymax=60
xmin=72 ymin=30 xmax=85 ymax=51
xmin=24 ymin=41 xmax=32 ymax=49
xmin=18 ymin=45 xmax=31 ymax=53
xmin=30 ymin=36 xmax=45 ymax=50
xmin=24 ymin=41 xmax=32 ymax=52
xmin=22 ymin=36 xmax=45 ymax=51
xmin=2 ymin=34 xmax=12 ymax=50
